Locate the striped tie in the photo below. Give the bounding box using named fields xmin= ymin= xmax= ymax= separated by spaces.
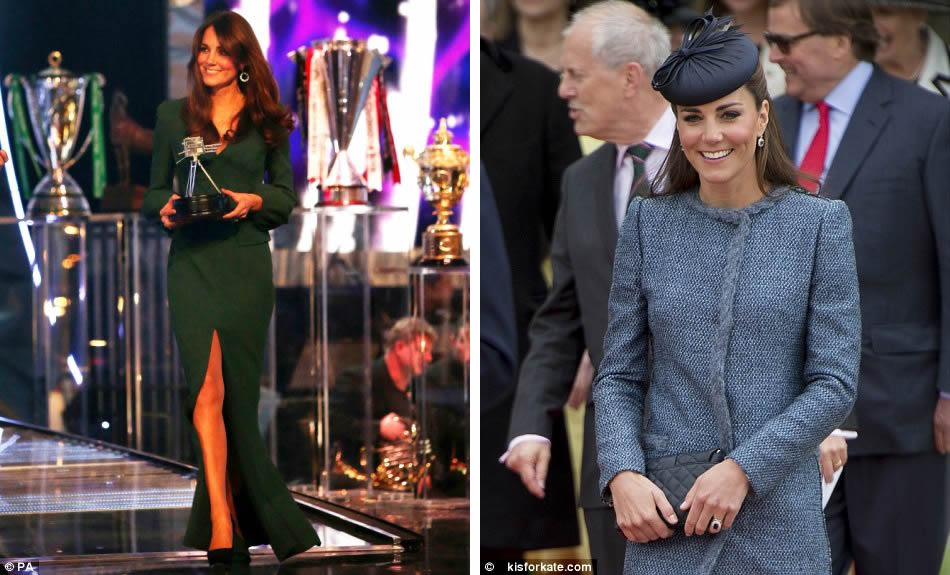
xmin=627 ymin=143 xmax=653 ymax=208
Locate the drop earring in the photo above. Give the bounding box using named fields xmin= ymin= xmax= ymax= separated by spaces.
xmin=757 ymin=136 xmax=765 ymax=148
xmin=239 ymin=70 xmax=250 ymax=83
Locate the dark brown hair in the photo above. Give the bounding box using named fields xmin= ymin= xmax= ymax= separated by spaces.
xmin=184 ymin=11 xmax=294 ymax=148
xmin=652 ymin=63 xmax=807 ymax=197
xmin=769 ymin=0 xmax=879 ymax=61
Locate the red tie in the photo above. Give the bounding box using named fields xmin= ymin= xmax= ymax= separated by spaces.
xmin=799 ymin=100 xmax=830 ymax=194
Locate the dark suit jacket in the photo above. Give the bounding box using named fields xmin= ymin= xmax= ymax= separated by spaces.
xmin=480 ymin=38 xmax=582 ymax=361
xmin=775 ymin=66 xmax=950 ymax=456
xmin=480 ymin=163 xmax=518 ymax=413
xmin=508 ymin=143 xmax=621 ymax=509
xmin=480 ymin=39 xmax=582 ymax=550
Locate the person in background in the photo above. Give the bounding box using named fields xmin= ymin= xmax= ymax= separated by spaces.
xmin=373 ymin=318 xmax=436 ymax=442
xmin=768 ymin=0 xmax=950 ymax=572
xmin=500 ymin=0 xmax=574 ymax=70
xmin=631 ymin=0 xmax=703 ymax=49
xmin=709 ymin=0 xmax=787 ymax=96
xmin=330 ymin=318 xmax=436 ymax=477
xmin=869 ymin=0 xmax=950 ymax=96
xmin=480 ymin=164 xmax=518 ymax=414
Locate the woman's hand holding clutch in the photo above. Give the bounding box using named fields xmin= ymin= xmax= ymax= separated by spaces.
xmin=610 ymin=471 xmax=678 ymax=543
xmin=680 ymin=458 xmax=749 ymax=536
xmin=221 ymin=188 xmax=263 ymax=220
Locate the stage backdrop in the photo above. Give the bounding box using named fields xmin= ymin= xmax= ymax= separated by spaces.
xmin=205 ymin=0 xmax=472 ymax=248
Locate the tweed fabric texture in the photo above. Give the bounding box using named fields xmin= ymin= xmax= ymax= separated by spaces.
xmin=593 ymin=189 xmax=861 ymax=574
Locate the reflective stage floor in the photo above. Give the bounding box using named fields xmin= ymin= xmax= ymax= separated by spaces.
xmin=0 ymin=418 xmax=469 ymax=574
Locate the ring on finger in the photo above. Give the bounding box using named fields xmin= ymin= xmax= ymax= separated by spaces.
xmin=709 ymin=518 xmax=723 ymax=533
xmin=834 ymin=459 xmax=843 ymax=467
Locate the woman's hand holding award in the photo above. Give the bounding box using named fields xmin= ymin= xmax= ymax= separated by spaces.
xmin=170 ymin=136 xmax=230 ymax=225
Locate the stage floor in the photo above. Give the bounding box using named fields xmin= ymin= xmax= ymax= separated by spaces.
xmin=0 ymin=418 xmax=468 ymax=574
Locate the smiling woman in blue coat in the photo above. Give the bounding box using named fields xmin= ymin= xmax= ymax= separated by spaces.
xmin=592 ymin=13 xmax=861 ymax=575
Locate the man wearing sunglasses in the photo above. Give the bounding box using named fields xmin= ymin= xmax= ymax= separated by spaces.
xmin=767 ymin=1 xmax=950 ymax=575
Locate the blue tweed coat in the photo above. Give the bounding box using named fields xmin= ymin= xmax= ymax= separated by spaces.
xmin=593 ymin=189 xmax=860 ymax=574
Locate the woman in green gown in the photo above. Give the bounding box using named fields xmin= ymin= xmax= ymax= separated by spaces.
xmin=142 ymin=11 xmax=320 ymax=566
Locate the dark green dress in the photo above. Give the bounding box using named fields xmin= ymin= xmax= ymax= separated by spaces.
xmin=142 ymin=98 xmax=320 ymax=561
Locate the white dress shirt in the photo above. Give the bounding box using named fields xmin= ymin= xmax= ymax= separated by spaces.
xmin=794 ymin=61 xmax=874 ymax=183
xmin=612 ymin=107 xmax=676 ymax=229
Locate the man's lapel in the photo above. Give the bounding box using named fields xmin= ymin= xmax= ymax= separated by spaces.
xmin=822 ymin=68 xmax=893 ymax=200
xmin=590 ymin=144 xmax=620 ymax=261
xmin=775 ymin=96 xmax=801 ymax=162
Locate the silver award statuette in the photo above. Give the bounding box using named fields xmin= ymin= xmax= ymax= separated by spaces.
xmin=171 ymin=136 xmax=229 ymax=224
xmin=5 ymin=51 xmax=105 ymax=217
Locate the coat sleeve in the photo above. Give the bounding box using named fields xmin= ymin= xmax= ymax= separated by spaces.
xmin=728 ymin=200 xmax=860 ymax=498
xmin=249 ymin=136 xmax=297 ymax=232
xmin=592 ymin=196 xmax=650 ymax=505
xmin=506 ymin=165 xmax=586 ymax=441
xmin=141 ymin=101 xmax=175 ymax=223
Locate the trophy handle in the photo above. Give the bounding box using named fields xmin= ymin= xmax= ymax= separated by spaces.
xmin=63 ymin=127 xmax=95 ymax=171
xmin=4 ymin=77 xmax=50 ymax=171
xmin=61 ymin=74 xmax=105 ymax=172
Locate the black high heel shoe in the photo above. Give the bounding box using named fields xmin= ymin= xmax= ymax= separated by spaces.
xmin=207 ymin=547 xmax=233 ymax=566
xmin=232 ymin=529 xmax=251 ymax=565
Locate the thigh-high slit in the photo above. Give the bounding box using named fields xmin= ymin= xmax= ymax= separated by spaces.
xmin=168 ymin=238 xmax=321 ymax=561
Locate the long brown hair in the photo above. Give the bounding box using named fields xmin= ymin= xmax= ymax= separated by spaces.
xmin=651 ymin=63 xmax=806 ymax=197
xmin=184 ymin=11 xmax=294 ymax=148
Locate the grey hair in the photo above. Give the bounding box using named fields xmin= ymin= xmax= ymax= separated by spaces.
xmin=565 ymin=0 xmax=671 ymax=77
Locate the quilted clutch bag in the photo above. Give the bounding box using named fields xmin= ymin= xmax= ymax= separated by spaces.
xmin=645 ymin=448 xmax=724 ymax=529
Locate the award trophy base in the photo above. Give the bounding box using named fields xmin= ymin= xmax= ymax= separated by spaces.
xmin=318 ymin=184 xmax=369 ymax=206
xmin=415 ymin=226 xmax=467 ymax=267
xmin=171 ymin=194 xmax=230 ymax=225
xmin=27 ymin=172 xmax=91 ymax=218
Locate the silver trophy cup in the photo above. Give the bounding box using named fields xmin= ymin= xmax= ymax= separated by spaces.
xmin=6 ymin=52 xmax=104 ymax=217
xmin=313 ymin=39 xmax=383 ymax=205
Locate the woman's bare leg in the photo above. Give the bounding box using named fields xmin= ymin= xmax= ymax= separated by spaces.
xmin=192 ymin=330 xmax=232 ymax=551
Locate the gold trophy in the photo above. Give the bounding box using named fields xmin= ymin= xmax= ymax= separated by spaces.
xmin=404 ymin=119 xmax=469 ymax=267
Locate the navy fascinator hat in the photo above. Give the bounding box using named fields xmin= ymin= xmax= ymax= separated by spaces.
xmin=651 ymin=12 xmax=759 ymax=107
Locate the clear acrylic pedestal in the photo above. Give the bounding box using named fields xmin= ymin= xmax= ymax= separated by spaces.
xmin=408 ymin=264 xmax=469 ymax=502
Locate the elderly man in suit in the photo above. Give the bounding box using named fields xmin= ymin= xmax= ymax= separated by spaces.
xmin=767 ymin=0 xmax=950 ymax=573
xmin=500 ymin=3 xmax=675 ymax=573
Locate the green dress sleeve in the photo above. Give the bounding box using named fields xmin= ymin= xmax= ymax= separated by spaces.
xmin=142 ymin=101 xmax=176 ymax=223
xmin=249 ymin=137 xmax=297 ymax=232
